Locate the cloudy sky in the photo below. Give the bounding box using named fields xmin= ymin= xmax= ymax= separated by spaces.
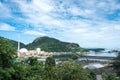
xmin=0 ymin=0 xmax=120 ymax=49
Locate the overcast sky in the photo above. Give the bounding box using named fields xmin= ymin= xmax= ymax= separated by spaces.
xmin=0 ymin=0 xmax=120 ymax=49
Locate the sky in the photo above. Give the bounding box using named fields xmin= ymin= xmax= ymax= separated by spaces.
xmin=0 ymin=0 xmax=120 ymax=49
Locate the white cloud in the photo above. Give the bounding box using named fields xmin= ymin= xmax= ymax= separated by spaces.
xmin=0 ymin=23 xmax=15 ymax=31
xmin=24 ymin=30 xmax=46 ymax=36
xmin=1 ymin=0 xmax=119 ymax=48
xmin=71 ymin=28 xmax=87 ymax=33
xmin=0 ymin=2 xmax=11 ymax=18
xmin=114 ymin=25 xmax=120 ymax=30
xmin=32 ymin=0 xmax=53 ymax=12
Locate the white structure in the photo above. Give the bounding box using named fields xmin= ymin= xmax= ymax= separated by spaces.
xmin=18 ymin=48 xmax=28 ymax=57
xmin=17 ymin=34 xmax=20 ymax=57
xmin=19 ymin=48 xmax=28 ymax=53
xmin=17 ymin=47 xmax=53 ymax=58
xmin=36 ymin=48 xmax=41 ymax=55
xmin=84 ymin=63 xmax=104 ymax=70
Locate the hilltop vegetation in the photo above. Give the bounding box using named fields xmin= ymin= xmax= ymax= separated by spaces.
xmin=85 ymin=48 xmax=105 ymax=52
xmin=0 ymin=36 xmax=85 ymax=52
xmin=0 ymin=36 xmax=26 ymax=49
xmin=26 ymin=36 xmax=85 ymax=52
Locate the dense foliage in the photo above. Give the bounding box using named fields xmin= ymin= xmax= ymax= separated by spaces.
xmin=113 ymin=52 xmax=120 ymax=76
xmin=102 ymin=73 xmax=119 ymax=80
xmin=0 ymin=36 xmax=26 ymax=49
xmin=53 ymin=60 xmax=96 ymax=80
xmin=0 ymin=38 xmax=16 ymax=68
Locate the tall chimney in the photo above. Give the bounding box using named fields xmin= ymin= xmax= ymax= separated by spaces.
xmin=17 ymin=34 xmax=20 ymax=57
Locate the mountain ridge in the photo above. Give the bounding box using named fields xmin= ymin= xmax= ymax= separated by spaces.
xmin=0 ymin=36 xmax=26 ymax=49
xmin=0 ymin=36 xmax=85 ymax=52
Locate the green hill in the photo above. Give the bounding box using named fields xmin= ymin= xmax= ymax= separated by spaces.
xmin=26 ymin=36 xmax=85 ymax=52
xmin=0 ymin=36 xmax=26 ymax=49
xmin=0 ymin=36 xmax=85 ymax=52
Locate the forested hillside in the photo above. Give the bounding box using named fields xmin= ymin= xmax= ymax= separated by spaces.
xmin=0 ymin=36 xmax=26 ymax=49
xmin=0 ymin=36 xmax=85 ymax=52
xmin=26 ymin=36 xmax=85 ymax=52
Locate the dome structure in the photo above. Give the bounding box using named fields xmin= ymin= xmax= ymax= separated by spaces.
xmin=36 ymin=48 xmax=41 ymax=52
xmin=84 ymin=63 xmax=104 ymax=70
xmin=19 ymin=48 xmax=28 ymax=54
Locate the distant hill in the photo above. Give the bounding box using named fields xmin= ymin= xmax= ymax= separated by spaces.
xmin=26 ymin=36 xmax=85 ymax=52
xmin=86 ymin=48 xmax=105 ymax=52
xmin=0 ymin=36 xmax=85 ymax=52
xmin=0 ymin=36 xmax=26 ymax=49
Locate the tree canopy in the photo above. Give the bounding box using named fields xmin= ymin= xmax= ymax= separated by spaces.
xmin=0 ymin=38 xmax=16 ymax=68
xmin=113 ymin=52 xmax=120 ymax=76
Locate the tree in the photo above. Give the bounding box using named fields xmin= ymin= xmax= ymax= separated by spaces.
xmin=0 ymin=39 xmax=16 ymax=80
xmin=54 ymin=60 xmax=95 ymax=80
xmin=0 ymin=67 xmax=15 ymax=80
xmin=107 ymin=74 xmax=119 ymax=80
xmin=28 ymin=57 xmax=38 ymax=66
xmin=0 ymin=38 xmax=16 ymax=68
xmin=71 ymin=54 xmax=79 ymax=60
xmin=113 ymin=52 xmax=120 ymax=76
xmin=44 ymin=57 xmax=56 ymax=80
xmin=27 ymin=57 xmax=44 ymax=80
xmin=45 ymin=57 xmax=55 ymax=69
xmin=102 ymin=73 xmax=119 ymax=80
xmin=12 ymin=63 xmax=28 ymax=80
